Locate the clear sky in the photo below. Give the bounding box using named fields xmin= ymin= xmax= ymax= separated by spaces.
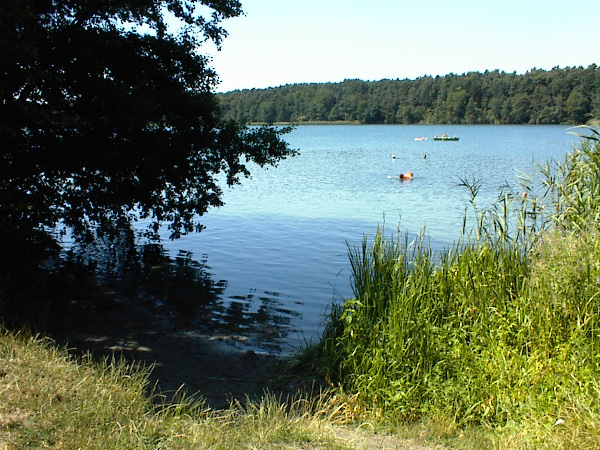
xmin=203 ymin=0 xmax=600 ymax=93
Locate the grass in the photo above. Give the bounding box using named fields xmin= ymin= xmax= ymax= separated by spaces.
xmin=3 ymin=120 xmax=600 ymax=449
xmin=1 ymin=328 xmax=444 ymax=448
xmin=313 ymin=120 xmax=600 ymax=447
xmin=0 ymin=328 xmax=356 ymax=449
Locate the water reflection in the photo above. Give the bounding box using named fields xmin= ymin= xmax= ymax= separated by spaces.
xmin=63 ymin=230 xmax=301 ymax=354
xmin=215 ymin=291 xmax=301 ymax=345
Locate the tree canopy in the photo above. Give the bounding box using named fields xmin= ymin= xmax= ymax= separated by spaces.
xmin=218 ymin=66 xmax=600 ymax=125
xmin=1 ymin=0 xmax=295 ymax=242
xmin=0 ymin=0 xmax=297 ymax=323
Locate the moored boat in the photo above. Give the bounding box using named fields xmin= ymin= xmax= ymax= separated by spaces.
xmin=414 ymin=136 xmax=427 ymax=141
xmin=433 ymin=133 xmax=459 ymax=141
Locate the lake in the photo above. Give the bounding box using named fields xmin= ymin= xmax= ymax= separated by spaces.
xmin=140 ymin=125 xmax=580 ymax=354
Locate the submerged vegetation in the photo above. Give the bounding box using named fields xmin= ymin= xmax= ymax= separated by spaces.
xmin=2 ymin=122 xmax=600 ymax=448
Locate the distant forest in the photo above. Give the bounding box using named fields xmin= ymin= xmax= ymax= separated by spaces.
xmin=218 ymin=65 xmax=599 ymax=125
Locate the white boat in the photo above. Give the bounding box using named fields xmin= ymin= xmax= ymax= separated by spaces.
xmin=414 ymin=137 xmax=427 ymax=141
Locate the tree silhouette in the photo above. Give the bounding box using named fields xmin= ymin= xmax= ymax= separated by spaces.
xmin=0 ymin=0 xmax=295 ymax=319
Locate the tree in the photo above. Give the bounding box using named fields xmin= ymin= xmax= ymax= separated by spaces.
xmin=509 ymin=93 xmax=531 ymax=124
xmin=566 ymin=89 xmax=590 ymax=124
xmin=445 ymin=87 xmax=468 ymax=123
xmin=217 ymin=66 xmax=599 ymax=126
xmin=1 ymin=0 xmax=295 ymax=241
xmin=0 ymin=0 xmax=296 ymax=322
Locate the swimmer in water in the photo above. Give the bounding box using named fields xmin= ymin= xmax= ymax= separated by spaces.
xmin=388 ymin=172 xmax=414 ymax=180
xmin=396 ymin=172 xmax=413 ymax=180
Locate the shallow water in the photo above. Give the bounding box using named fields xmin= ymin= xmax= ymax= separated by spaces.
xmin=135 ymin=125 xmax=580 ymax=354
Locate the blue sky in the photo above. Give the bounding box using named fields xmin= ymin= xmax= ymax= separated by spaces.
xmin=202 ymin=0 xmax=600 ymax=92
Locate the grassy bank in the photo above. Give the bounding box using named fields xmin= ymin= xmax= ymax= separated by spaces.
xmin=313 ymin=121 xmax=600 ymax=447
xmin=2 ymin=122 xmax=600 ymax=449
xmin=0 ymin=328 xmax=444 ymax=449
xmin=0 ymin=328 xmax=347 ymax=449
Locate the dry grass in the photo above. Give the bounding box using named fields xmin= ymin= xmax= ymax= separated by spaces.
xmin=1 ymin=328 xmax=441 ymax=449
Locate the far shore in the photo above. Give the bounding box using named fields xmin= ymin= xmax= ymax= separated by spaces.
xmin=247 ymin=121 xmax=570 ymax=126
xmin=248 ymin=120 xmax=361 ymax=126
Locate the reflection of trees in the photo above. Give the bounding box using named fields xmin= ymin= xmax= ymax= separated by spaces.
xmin=59 ymin=228 xmax=303 ymax=352
xmin=65 ymin=230 xmax=225 ymax=329
xmin=215 ymin=291 xmax=302 ymax=353
xmin=137 ymin=246 xmax=228 ymax=329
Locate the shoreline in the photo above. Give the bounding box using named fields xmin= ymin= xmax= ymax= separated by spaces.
xmin=46 ymin=287 xmax=317 ymax=409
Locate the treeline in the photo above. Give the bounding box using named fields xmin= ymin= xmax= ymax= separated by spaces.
xmin=218 ymin=65 xmax=600 ymax=125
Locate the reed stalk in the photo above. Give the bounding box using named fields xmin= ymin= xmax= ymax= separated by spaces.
xmin=319 ymin=120 xmax=600 ymax=434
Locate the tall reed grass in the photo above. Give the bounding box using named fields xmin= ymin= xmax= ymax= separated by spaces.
xmin=319 ymin=121 xmax=600 ymax=441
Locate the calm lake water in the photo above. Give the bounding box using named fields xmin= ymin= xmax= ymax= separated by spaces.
xmin=140 ymin=125 xmax=579 ymax=354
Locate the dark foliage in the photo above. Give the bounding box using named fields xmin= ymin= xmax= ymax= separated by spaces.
xmin=219 ymin=66 xmax=600 ymax=125
xmin=0 ymin=0 xmax=295 ymax=321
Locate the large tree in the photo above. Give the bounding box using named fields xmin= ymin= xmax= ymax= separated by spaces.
xmin=0 ymin=0 xmax=295 ymax=323
xmin=1 ymin=0 xmax=294 ymax=241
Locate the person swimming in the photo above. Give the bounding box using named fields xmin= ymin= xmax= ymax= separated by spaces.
xmin=388 ymin=172 xmax=414 ymax=180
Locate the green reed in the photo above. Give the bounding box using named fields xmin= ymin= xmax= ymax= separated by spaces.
xmin=319 ymin=121 xmax=600 ymax=432
xmin=543 ymin=119 xmax=600 ymax=231
xmin=332 ymin=233 xmax=532 ymax=423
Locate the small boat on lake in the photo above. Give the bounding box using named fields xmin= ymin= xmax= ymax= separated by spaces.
xmin=433 ymin=133 xmax=459 ymax=141
xmin=414 ymin=137 xmax=427 ymax=141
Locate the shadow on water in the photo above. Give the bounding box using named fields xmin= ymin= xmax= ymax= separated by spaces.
xmin=0 ymin=224 xmax=316 ymax=408
xmin=54 ymin=228 xmax=302 ymax=355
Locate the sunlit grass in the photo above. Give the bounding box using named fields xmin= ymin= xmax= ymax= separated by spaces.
xmin=0 ymin=329 xmax=351 ymax=449
xmin=314 ymin=120 xmax=600 ymax=447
